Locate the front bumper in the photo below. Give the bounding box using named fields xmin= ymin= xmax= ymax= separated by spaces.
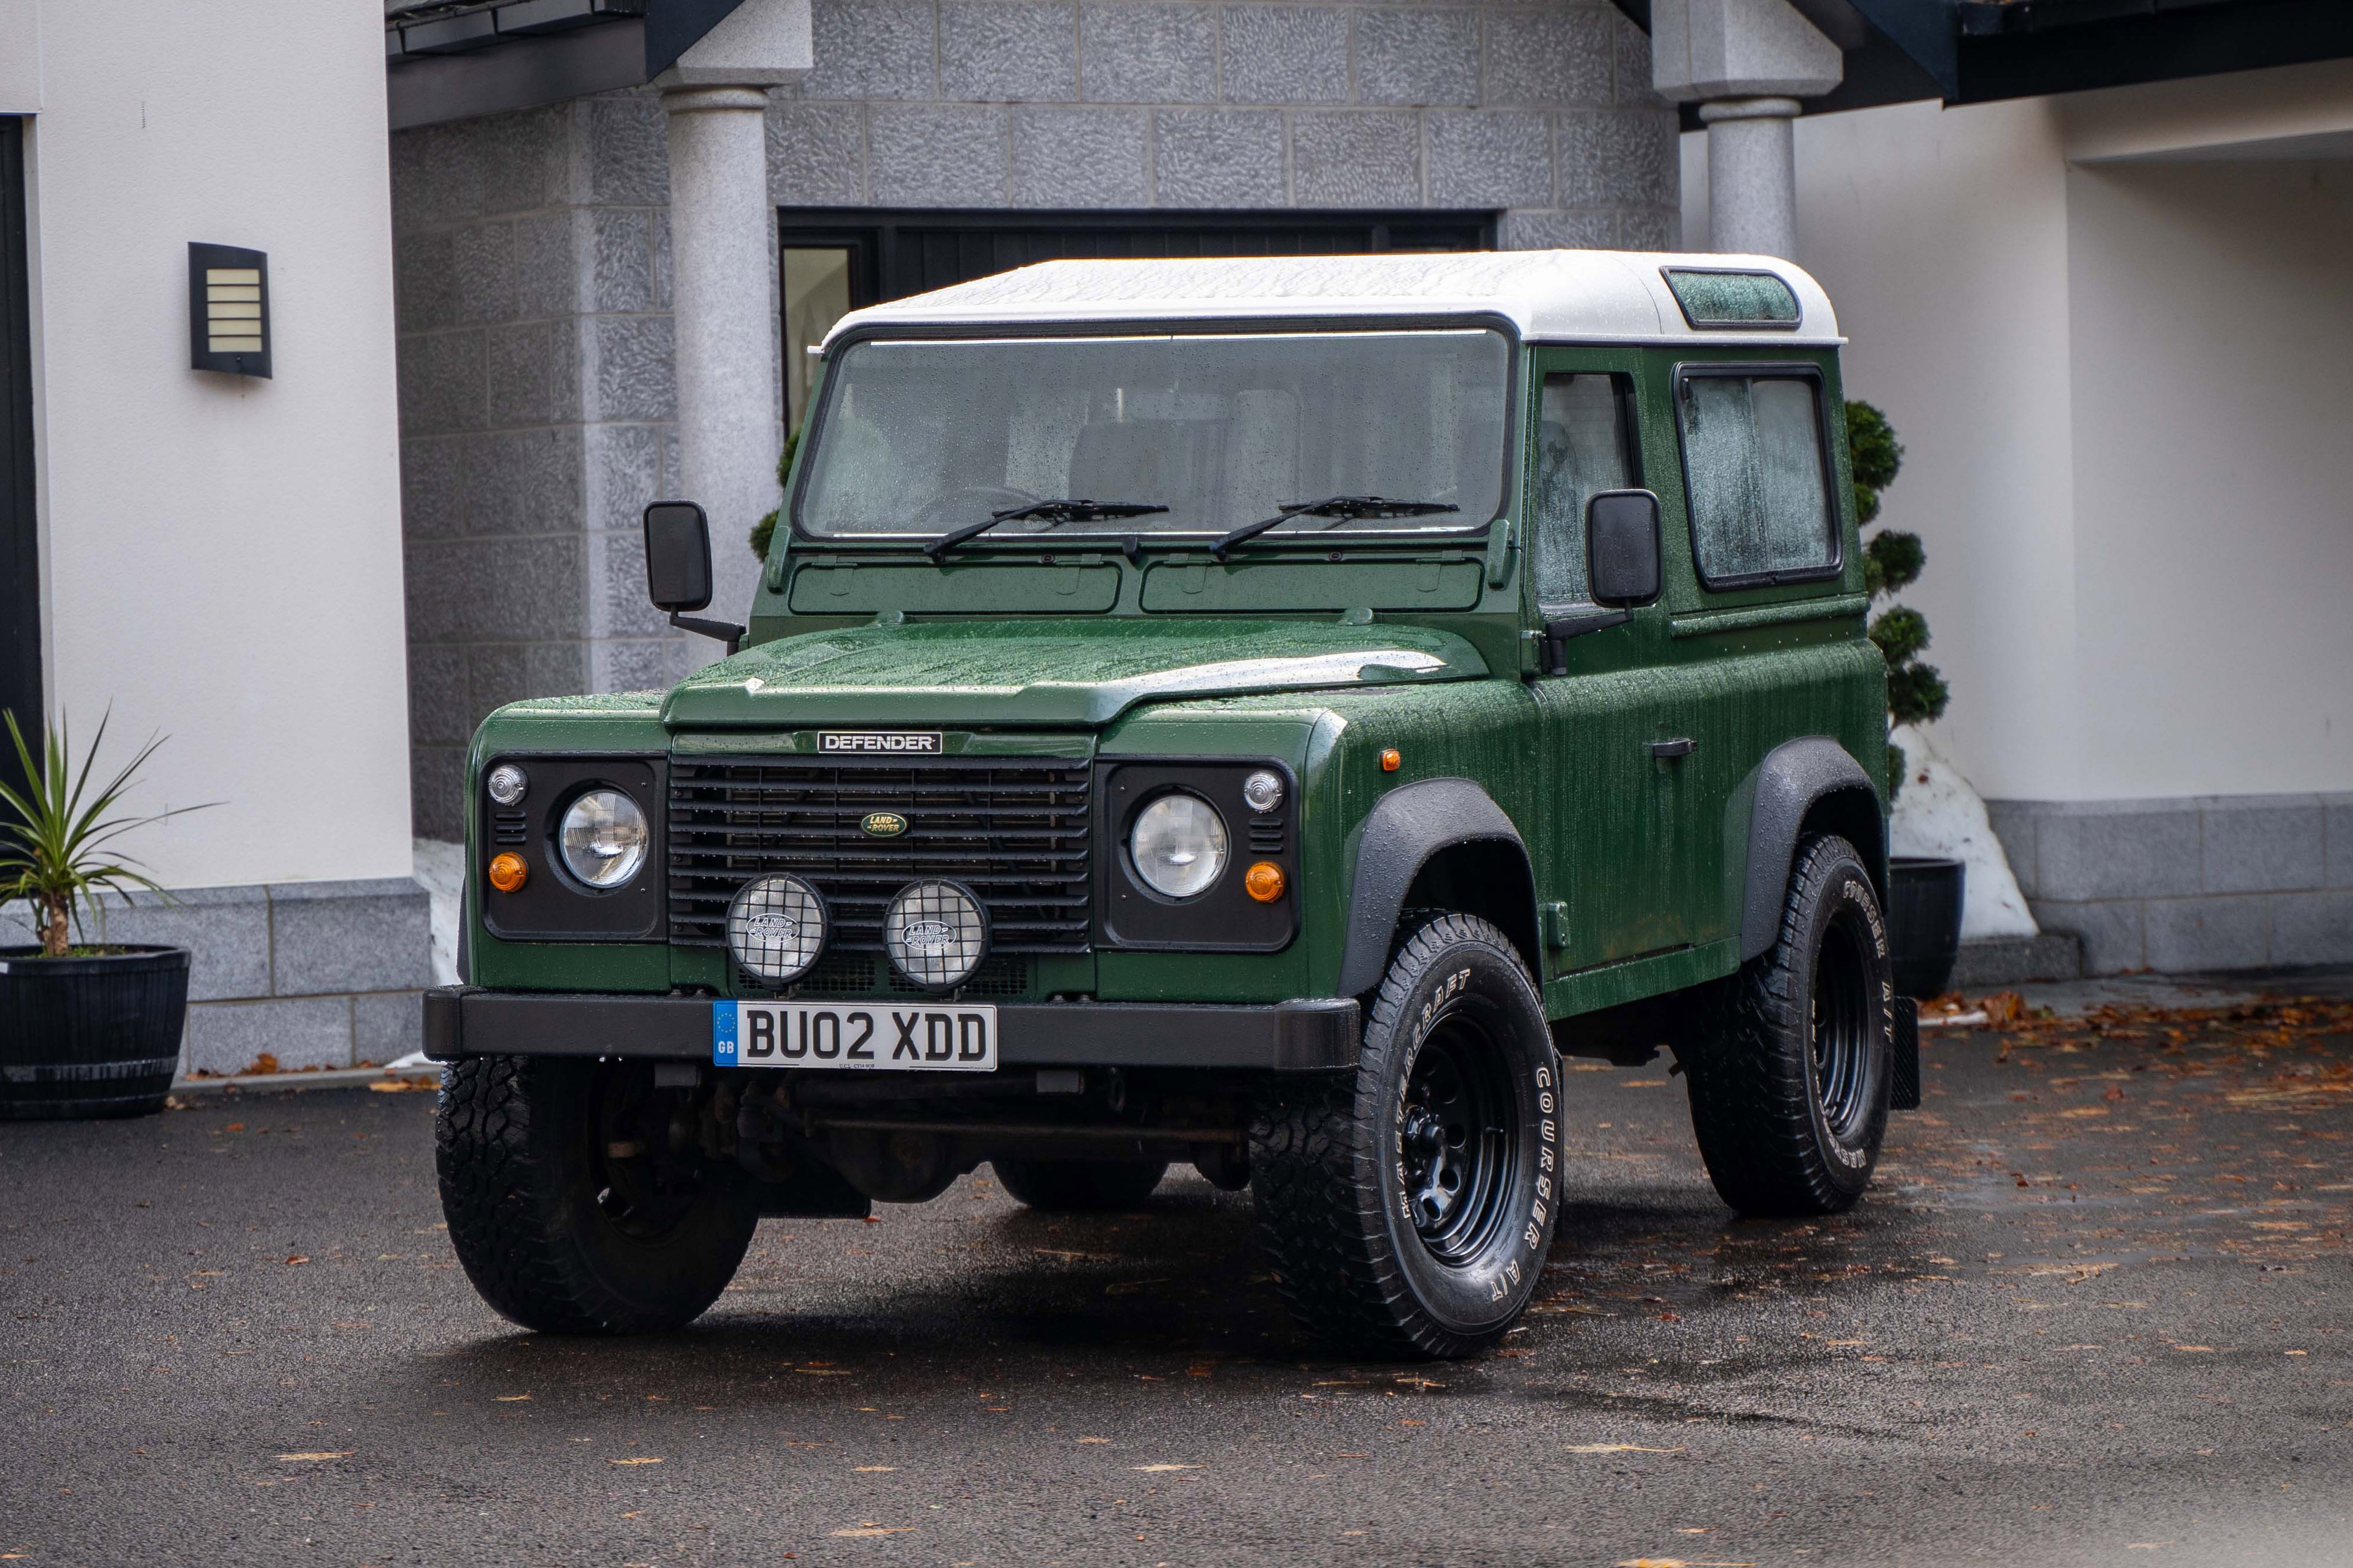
xmin=422 ymin=987 xmax=1359 ymax=1073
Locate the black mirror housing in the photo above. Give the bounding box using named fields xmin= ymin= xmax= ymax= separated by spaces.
xmin=644 ymin=501 xmax=715 ymax=613
xmin=1586 ymin=489 xmax=1662 ymax=609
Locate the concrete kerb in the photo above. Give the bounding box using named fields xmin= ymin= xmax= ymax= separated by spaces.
xmin=171 ymin=1052 xmax=440 ymax=1098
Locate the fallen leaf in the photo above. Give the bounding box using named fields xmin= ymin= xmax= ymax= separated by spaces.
xmin=277 ymin=1452 xmax=352 ymax=1462
xmin=610 ymin=1456 xmax=664 ymax=1466
xmin=494 ymin=1394 xmax=530 ymax=1402
xmin=830 ymin=1527 xmax=915 ymax=1537
xmin=1077 ymin=1437 xmax=1110 ymax=1444
xmin=284 ymin=1256 xmax=309 ymax=1266
xmin=1568 ymin=1444 xmax=1685 ymax=1455
xmin=1134 ymin=1464 xmax=1199 ymax=1472
xmin=854 ymin=1465 xmax=897 ymax=1472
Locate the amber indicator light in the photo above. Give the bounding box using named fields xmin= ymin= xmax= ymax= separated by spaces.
xmin=1379 ymin=748 xmax=1402 ymax=772
xmin=1244 ymin=861 xmax=1285 ymax=903
xmin=487 ymin=852 xmax=528 ymax=893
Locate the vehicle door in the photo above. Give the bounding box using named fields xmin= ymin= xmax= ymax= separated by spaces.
xmin=1524 ymin=348 xmax=1702 ymax=976
xmin=1661 ymin=355 xmax=1861 ymax=951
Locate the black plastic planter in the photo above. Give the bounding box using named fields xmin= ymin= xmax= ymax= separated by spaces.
xmin=0 ymin=945 xmax=188 ymax=1119
xmin=1886 ymin=858 xmax=1966 ymax=1000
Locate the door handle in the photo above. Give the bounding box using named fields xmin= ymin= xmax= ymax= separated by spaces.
xmin=1649 ymin=738 xmax=1696 ymax=760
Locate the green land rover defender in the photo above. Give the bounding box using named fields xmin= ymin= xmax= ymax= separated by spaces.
xmin=424 ymin=249 xmax=1918 ymax=1360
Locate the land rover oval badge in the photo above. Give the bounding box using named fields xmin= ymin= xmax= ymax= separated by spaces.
xmin=861 ymin=811 xmax=908 ymax=838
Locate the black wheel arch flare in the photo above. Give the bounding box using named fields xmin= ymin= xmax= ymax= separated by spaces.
xmin=1337 ymin=778 xmax=1543 ymax=997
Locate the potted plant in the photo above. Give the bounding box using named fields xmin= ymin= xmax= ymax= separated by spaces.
xmin=1847 ymin=402 xmax=1966 ymax=999
xmin=0 ymin=711 xmax=207 ymax=1119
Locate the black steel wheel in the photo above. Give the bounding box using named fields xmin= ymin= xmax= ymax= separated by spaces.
xmin=1250 ymin=912 xmax=1560 ymax=1361
xmin=437 ymin=1056 xmax=756 ymax=1334
xmin=1684 ymin=832 xmax=1894 ymax=1216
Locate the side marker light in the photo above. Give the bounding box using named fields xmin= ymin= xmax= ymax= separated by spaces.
xmin=1245 ymin=861 xmax=1285 ymax=902
xmin=487 ymin=852 xmax=528 ymax=893
xmin=1379 ymin=748 xmax=1402 ymax=772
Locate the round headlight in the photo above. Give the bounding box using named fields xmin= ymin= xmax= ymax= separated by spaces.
xmin=486 ymin=763 xmax=528 ymax=807
xmin=884 ymin=880 xmax=989 ymax=992
xmin=728 ymin=874 xmax=829 ymax=985
xmin=1130 ymin=793 xmax=1228 ymax=899
xmin=1241 ymin=770 xmax=1284 ymax=814
xmin=557 ymin=788 xmax=648 ymax=889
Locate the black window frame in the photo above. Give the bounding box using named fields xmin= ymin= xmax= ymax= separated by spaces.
xmin=1528 ymin=367 xmax=1644 ymax=615
xmin=1670 ymin=360 xmax=1844 ymax=593
xmin=786 ymin=312 xmax=1527 ymax=555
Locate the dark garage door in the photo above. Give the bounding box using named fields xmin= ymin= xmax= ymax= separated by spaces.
xmin=776 ymin=207 xmax=1497 ymax=426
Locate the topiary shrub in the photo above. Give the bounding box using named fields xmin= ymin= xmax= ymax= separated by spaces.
xmin=1847 ymin=400 xmax=1945 ymax=801
xmin=746 ymin=426 xmax=800 ymax=562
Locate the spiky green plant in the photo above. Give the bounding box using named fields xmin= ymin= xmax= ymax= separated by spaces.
xmin=1847 ymin=400 xmax=1945 ymax=801
xmin=0 ymin=710 xmax=212 ymax=957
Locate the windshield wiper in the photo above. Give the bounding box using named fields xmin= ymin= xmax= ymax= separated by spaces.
xmin=1209 ymin=495 xmax=1459 ymax=562
xmin=924 ymin=499 xmax=1169 ymax=562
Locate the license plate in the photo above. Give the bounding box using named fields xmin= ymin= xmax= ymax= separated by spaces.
xmin=713 ymin=1002 xmax=998 ymax=1072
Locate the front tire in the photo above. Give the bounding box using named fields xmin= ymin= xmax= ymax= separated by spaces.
xmin=436 ymin=1056 xmax=757 ymax=1334
xmin=1684 ymin=832 xmax=1894 ymax=1216
xmin=992 ymin=1157 xmax=1168 ymax=1212
xmin=1250 ymin=913 xmax=1561 ymax=1360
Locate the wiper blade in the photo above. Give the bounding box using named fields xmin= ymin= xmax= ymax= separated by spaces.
xmin=1209 ymin=495 xmax=1459 ymax=561
xmin=924 ymin=498 xmax=1169 ymax=562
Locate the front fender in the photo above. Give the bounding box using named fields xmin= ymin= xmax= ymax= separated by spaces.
xmin=1336 ymin=777 xmax=1538 ymax=997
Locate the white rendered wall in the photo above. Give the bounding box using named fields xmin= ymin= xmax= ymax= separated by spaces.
xmin=21 ymin=1 xmax=413 ymax=889
xmin=1686 ymin=59 xmax=2353 ymax=802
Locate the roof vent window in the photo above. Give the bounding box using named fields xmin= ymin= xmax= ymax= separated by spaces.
xmin=1661 ymin=268 xmax=1800 ymax=331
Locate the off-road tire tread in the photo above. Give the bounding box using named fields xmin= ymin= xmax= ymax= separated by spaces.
xmin=436 ymin=1055 xmax=750 ymax=1334
xmin=991 ymin=1158 xmax=1168 ymax=1212
xmin=1685 ymin=832 xmax=1877 ymax=1218
xmin=1250 ymin=912 xmax=1541 ymax=1361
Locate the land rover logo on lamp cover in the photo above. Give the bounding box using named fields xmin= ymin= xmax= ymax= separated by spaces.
xmin=861 ymin=811 xmax=908 ymax=838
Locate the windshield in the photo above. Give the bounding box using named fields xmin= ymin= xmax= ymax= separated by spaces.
xmin=796 ymin=329 xmax=1512 ymax=540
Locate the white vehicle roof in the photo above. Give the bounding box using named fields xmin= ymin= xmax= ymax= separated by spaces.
xmin=822 ymin=249 xmax=1841 ymax=349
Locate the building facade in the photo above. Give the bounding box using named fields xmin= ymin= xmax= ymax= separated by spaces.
xmin=386 ymin=0 xmax=1682 ymax=838
xmin=1671 ymin=9 xmax=2353 ymax=974
xmin=1 ymin=0 xmax=433 ymax=1071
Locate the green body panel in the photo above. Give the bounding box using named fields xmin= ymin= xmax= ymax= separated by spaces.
xmin=787 ymin=561 xmax=1122 ymax=615
xmin=463 ymin=333 xmax=1887 ymax=1036
xmin=1137 ymin=557 xmax=1485 ymax=613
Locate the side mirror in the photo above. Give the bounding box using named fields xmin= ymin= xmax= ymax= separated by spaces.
xmin=644 ymin=500 xmax=715 ymax=612
xmin=1586 ymin=489 xmax=1662 ymax=609
xmin=642 ymin=501 xmax=745 ymax=653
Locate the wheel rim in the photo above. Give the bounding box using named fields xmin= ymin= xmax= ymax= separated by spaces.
xmin=1399 ymin=1010 xmax=1518 ymax=1265
xmin=590 ymin=1065 xmax=703 ymax=1241
xmin=1810 ymin=912 xmax=1874 ymax=1141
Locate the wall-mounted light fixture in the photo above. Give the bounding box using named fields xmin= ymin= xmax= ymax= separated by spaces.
xmin=188 ymin=242 xmax=271 ymax=378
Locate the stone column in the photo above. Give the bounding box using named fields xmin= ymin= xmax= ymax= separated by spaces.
xmin=1698 ymin=97 xmax=1803 ymax=258
xmin=661 ymin=82 xmax=779 ymax=626
xmin=1650 ymin=0 xmax=1840 ymax=258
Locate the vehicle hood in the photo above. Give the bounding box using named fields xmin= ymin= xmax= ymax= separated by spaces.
xmin=660 ymin=618 xmax=1488 ymax=729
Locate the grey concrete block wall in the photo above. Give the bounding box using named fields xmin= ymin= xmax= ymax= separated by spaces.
xmin=1988 ymin=794 xmax=2353 ymax=975
xmin=78 ymin=879 xmax=435 ymax=1077
xmin=773 ymin=0 xmax=1676 ymax=239
xmin=393 ymin=99 xmax=699 ymax=838
xmin=391 ymin=0 xmax=1676 ymax=837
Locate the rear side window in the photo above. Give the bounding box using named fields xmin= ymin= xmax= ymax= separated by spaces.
xmin=1530 ymin=372 xmax=1637 ymax=607
xmin=1675 ymin=367 xmax=1837 ymax=586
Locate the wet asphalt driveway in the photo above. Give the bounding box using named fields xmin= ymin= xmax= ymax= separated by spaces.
xmin=4 ymin=991 xmax=2350 ymax=1568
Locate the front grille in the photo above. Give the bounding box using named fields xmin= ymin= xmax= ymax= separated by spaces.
xmin=668 ymin=756 xmax=1092 ymax=955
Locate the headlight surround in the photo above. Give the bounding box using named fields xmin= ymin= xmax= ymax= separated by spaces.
xmin=557 ymin=788 xmax=649 ymax=889
xmin=1129 ymin=791 xmax=1230 ymax=900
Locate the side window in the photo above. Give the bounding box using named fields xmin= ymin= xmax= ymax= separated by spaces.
xmin=1531 ymin=373 xmax=1636 ymax=607
xmin=1677 ymin=369 xmax=1837 ymax=586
